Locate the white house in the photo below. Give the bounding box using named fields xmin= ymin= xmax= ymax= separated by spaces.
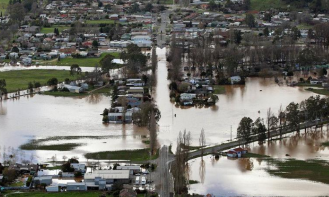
xmin=70 ymin=163 xmax=86 ymax=172
xmin=230 ymin=76 xmax=241 ymax=84
xmin=180 ymin=93 xmax=196 ymax=100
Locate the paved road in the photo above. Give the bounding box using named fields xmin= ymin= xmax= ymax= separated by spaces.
xmin=156 ymin=11 xmax=170 ymax=48
xmin=157 ymin=145 xmax=174 ymax=197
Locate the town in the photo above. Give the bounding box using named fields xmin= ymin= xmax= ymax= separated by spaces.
xmin=1 ymin=0 xmax=329 ymax=196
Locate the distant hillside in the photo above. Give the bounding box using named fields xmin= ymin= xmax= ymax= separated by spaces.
xmin=251 ymin=0 xmax=289 ymax=11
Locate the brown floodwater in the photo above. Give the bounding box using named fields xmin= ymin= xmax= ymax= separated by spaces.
xmin=1 ymin=48 xmax=329 ymax=196
xmin=0 ymin=93 xmax=148 ymax=162
xmin=154 ymin=48 xmax=318 ymax=148
xmin=188 ymin=155 xmax=329 ymax=196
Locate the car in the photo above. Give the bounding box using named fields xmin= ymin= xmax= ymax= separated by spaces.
xmin=141 ymin=177 xmax=146 ymax=185
xmin=135 ymin=176 xmax=140 ymax=184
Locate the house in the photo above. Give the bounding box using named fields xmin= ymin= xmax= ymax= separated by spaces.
xmin=226 ymin=148 xmax=247 ymax=158
xmin=63 ymin=85 xmax=84 ymax=93
xmin=34 ymin=176 xmax=53 ymax=186
xmin=46 ymin=185 xmax=59 ymax=192
xmin=230 ymin=76 xmax=241 ymax=84
xmin=84 ymin=170 xmax=130 ymax=188
xmin=22 ymin=57 xmax=32 ymax=65
xmin=126 ymin=87 xmax=144 ymax=94
xmin=119 ymin=188 xmax=137 ymax=197
xmin=116 ymin=166 xmax=140 ymax=175
xmin=70 ymin=163 xmax=86 ymax=173
xmin=180 ymin=93 xmax=196 ymax=100
xmin=310 ymin=79 xmax=321 ymax=85
xmin=67 ymin=182 xmax=87 ymax=191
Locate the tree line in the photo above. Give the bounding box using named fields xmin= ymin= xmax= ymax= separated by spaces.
xmin=237 ymin=95 xmax=329 ymax=145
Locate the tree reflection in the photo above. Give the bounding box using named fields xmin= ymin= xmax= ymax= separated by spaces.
xmin=86 ymin=94 xmax=103 ymax=104
xmin=0 ymin=102 xmax=6 ymax=115
xmin=199 ymin=158 xmax=205 ymax=184
xmin=238 ymin=158 xmax=254 ymax=172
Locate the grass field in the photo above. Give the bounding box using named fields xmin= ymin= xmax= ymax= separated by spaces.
xmin=0 ymin=0 xmax=9 ymax=16
xmin=40 ymin=25 xmax=70 ymax=34
xmin=20 ymin=143 xmax=83 ymax=151
xmin=36 ymin=52 xmax=121 ymax=67
xmin=85 ymin=148 xmax=159 ymax=162
xmin=305 ymin=88 xmax=329 ymax=96
xmin=86 ymin=19 xmax=116 ymax=24
xmin=251 ymin=0 xmax=288 ymax=11
xmin=266 ymin=159 xmax=329 ymax=185
xmin=43 ymin=91 xmax=88 ymax=97
xmin=0 ymin=70 xmax=81 ymax=93
xmin=213 ymin=85 xmax=226 ymax=94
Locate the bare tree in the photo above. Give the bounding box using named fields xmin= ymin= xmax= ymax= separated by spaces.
xmin=149 ymin=111 xmax=157 ymax=155
xmin=199 ymin=129 xmax=206 ymax=157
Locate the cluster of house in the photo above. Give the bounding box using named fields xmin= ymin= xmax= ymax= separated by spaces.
xmin=107 ymin=78 xmax=150 ymax=123
xmin=57 ymin=81 xmax=90 ymax=93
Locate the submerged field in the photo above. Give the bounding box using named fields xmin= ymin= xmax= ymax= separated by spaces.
xmin=0 ymin=70 xmax=81 ymax=93
xmin=266 ymin=158 xmax=329 ymax=185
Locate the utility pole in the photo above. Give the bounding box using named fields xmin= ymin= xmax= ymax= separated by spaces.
xmin=230 ymin=125 xmax=232 ymax=141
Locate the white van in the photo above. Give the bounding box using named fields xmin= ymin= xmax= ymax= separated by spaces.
xmin=135 ymin=176 xmax=140 ymax=184
xmin=141 ymin=177 xmax=146 ymax=185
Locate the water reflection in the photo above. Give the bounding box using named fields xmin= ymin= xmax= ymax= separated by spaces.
xmin=250 ymin=130 xmax=329 ymax=160
xmin=189 ymin=156 xmax=329 ymax=196
xmin=199 ymin=158 xmax=205 ymax=184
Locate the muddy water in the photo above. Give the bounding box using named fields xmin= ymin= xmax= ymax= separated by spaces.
xmin=0 ymin=94 xmax=148 ymax=162
xmin=188 ymin=155 xmax=329 ymax=196
xmin=155 ymin=48 xmax=318 ymax=148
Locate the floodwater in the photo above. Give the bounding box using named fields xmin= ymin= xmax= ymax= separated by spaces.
xmin=1 ymin=47 xmax=329 ymax=195
xmin=188 ymin=155 xmax=329 ymax=196
xmin=0 ymin=93 xmax=148 ymax=162
xmin=155 ymin=48 xmax=318 ymax=147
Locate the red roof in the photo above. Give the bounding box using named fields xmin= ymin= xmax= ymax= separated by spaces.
xmin=233 ymin=148 xmax=244 ymax=152
xmin=227 ymin=151 xmax=236 ymax=154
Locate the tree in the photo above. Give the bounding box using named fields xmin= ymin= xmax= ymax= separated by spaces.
xmin=27 ymin=82 xmax=33 ymax=92
xmin=132 ymin=102 xmax=161 ymax=127
xmin=11 ymin=46 xmax=19 ymax=53
xmin=245 ymin=14 xmax=256 ymax=28
xmin=61 ymin=158 xmax=79 ymax=172
xmin=232 ymin=30 xmax=242 ymax=45
xmin=252 ymin=118 xmax=267 ymax=145
xmin=199 ymin=129 xmax=206 ymax=157
xmin=70 ymin=64 xmax=81 ymax=75
xmin=144 ymin=3 xmax=153 ymax=12
xmin=208 ymin=0 xmax=219 ymax=11
xmin=263 ymin=13 xmax=272 ymax=22
xmin=7 ymin=3 xmax=25 ymax=22
xmin=47 ymin=78 xmax=58 ymax=86
xmin=0 ymin=79 xmax=7 ymax=94
xmin=128 ymin=2 xmax=140 ymax=13
xmin=99 ymin=54 xmax=116 ymax=73
xmin=237 ymin=117 xmax=253 ymax=144
xmin=263 ymin=27 xmax=270 ymax=37
xmin=285 ymin=102 xmax=301 ymax=132
xmin=149 ymin=111 xmax=157 ymax=155
xmin=92 ymin=40 xmax=99 ymax=48
xmin=3 ymin=168 xmax=17 ymax=183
